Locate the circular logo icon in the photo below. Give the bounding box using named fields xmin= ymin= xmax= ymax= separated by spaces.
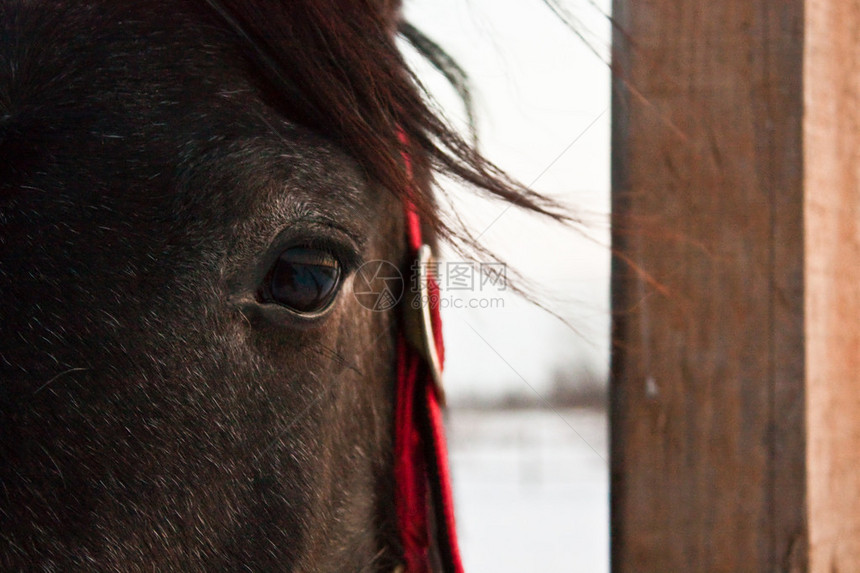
xmin=353 ymin=260 xmax=404 ymax=311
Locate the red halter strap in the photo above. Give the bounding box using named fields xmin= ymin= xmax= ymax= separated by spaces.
xmin=393 ymin=139 xmax=464 ymax=573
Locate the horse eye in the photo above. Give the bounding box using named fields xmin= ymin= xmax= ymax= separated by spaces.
xmin=267 ymin=247 xmax=342 ymax=314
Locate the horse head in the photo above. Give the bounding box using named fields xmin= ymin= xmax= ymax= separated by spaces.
xmin=0 ymin=1 xmax=558 ymax=569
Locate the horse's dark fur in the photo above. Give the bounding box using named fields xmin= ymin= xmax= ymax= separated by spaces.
xmin=0 ymin=0 xmax=555 ymax=569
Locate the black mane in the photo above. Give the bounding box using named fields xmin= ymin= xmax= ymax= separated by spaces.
xmin=198 ymin=0 xmax=565 ymax=234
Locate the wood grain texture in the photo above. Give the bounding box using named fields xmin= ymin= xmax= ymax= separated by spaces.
xmin=805 ymin=1 xmax=860 ymax=571
xmin=611 ymin=0 xmax=807 ymax=570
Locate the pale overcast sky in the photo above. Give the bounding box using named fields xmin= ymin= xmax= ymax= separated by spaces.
xmin=401 ymin=0 xmax=612 ymax=400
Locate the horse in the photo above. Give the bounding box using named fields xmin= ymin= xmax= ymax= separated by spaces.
xmin=0 ymin=1 xmax=561 ymax=570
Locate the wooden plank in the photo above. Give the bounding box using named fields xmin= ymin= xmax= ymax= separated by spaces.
xmin=612 ymin=0 xmax=860 ymax=569
xmin=610 ymin=0 xmax=814 ymax=570
xmin=805 ymin=1 xmax=860 ymax=570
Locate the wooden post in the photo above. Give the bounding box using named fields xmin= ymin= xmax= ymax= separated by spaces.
xmin=610 ymin=0 xmax=860 ymax=571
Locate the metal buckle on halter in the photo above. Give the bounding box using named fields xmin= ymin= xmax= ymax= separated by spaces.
xmin=404 ymin=244 xmax=446 ymax=405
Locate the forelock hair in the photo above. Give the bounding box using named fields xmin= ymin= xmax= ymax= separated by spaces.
xmin=200 ymin=0 xmax=567 ymax=246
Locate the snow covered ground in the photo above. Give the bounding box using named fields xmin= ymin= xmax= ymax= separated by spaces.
xmin=446 ymin=408 xmax=609 ymax=572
